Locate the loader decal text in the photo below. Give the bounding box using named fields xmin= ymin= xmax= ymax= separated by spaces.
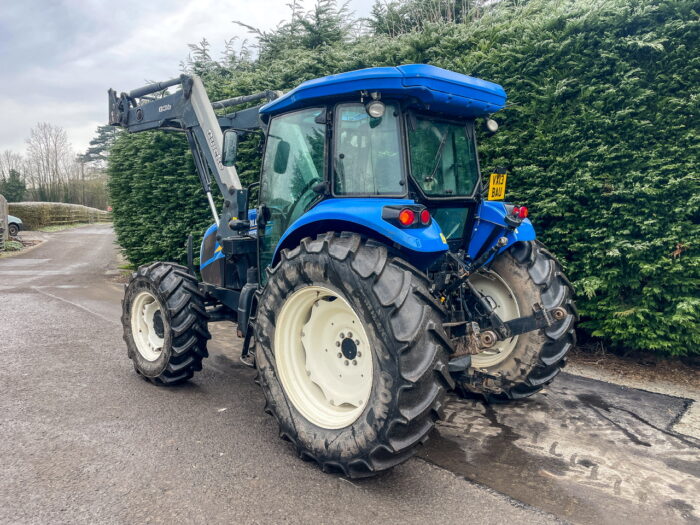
xmin=207 ymin=129 xmax=224 ymax=171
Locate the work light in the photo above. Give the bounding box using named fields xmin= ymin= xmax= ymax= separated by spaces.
xmin=366 ymin=100 xmax=386 ymax=118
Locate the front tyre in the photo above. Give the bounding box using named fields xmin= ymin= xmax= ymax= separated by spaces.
xmin=122 ymin=262 xmax=210 ymax=385
xmin=255 ymin=233 xmax=453 ymax=478
xmin=462 ymin=241 xmax=577 ymax=400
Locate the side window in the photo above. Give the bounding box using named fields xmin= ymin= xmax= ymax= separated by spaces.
xmin=258 ymin=107 xmax=326 ymax=272
xmin=333 ymin=103 xmax=404 ymax=195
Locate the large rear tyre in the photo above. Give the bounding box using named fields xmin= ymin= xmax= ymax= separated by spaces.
xmin=460 ymin=241 xmax=577 ymax=400
xmin=122 ymin=262 xmax=210 ymax=385
xmin=255 ymin=232 xmax=453 ymax=478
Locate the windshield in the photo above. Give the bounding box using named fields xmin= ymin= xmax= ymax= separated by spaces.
xmin=333 ymin=102 xmax=403 ymax=195
xmin=408 ymin=115 xmax=479 ymax=197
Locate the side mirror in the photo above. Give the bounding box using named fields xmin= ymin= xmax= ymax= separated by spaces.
xmin=221 ymin=130 xmax=238 ymax=167
xmin=273 ymin=140 xmax=291 ymax=174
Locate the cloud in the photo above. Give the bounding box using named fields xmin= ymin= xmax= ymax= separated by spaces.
xmin=0 ymin=0 xmax=374 ymax=155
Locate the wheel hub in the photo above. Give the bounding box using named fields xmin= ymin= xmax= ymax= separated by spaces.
xmin=340 ymin=337 xmax=357 ymax=360
xmin=153 ymin=310 xmax=164 ymax=338
xmin=130 ymin=291 xmax=165 ymax=362
xmin=274 ymin=286 xmax=373 ymax=429
xmin=470 ymin=270 xmax=520 ymax=368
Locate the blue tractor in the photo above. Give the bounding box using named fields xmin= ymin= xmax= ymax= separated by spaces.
xmin=109 ymin=65 xmax=576 ymax=477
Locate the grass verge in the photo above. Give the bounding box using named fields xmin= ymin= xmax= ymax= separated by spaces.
xmin=38 ymin=223 xmax=93 ymax=232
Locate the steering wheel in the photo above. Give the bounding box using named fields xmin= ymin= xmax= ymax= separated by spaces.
xmin=287 ymin=177 xmax=322 ymax=221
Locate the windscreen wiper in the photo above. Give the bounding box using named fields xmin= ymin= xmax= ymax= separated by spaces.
xmin=425 ymin=129 xmax=449 ymax=183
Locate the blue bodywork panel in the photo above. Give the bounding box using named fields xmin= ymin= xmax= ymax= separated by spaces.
xmin=466 ymin=201 xmax=536 ymax=264
xmin=273 ymin=198 xmax=449 ymax=269
xmin=200 ymin=209 xmax=258 ymax=270
xmin=260 ymin=64 xmax=506 ymax=119
xmin=202 ymin=201 xmax=535 ymax=272
xmin=200 ymin=223 xmax=222 ymax=270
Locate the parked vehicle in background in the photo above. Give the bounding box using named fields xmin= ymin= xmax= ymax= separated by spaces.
xmin=7 ymin=215 xmax=22 ymax=237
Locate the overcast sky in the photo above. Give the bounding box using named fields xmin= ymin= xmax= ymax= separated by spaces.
xmin=0 ymin=0 xmax=374 ymax=156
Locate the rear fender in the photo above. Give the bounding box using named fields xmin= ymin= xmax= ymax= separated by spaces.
xmin=467 ymin=201 xmax=536 ymax=263
xmin=273 ymin=198 xmax=449 ymax=270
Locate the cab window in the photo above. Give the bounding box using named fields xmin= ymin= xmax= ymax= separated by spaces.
xmin=258 ymin=107 xmax=326 ymax=272
xmin=333 ymin=103 xmax=404 ymax=195
xmin=408 ymin=115 xmax=479 ymax=197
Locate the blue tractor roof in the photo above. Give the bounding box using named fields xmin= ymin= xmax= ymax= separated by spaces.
xmin=259 ymin=64 xmax=506 ymax=118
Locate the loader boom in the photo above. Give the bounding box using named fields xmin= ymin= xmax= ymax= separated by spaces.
xmin=108 ymin=74 xmax=278 ymax=233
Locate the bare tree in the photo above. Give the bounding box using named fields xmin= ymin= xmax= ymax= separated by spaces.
xmin=25 ymin=122 xmax=74 ymax=202
xmin=0 ymin=150 xmax=24 ymax=179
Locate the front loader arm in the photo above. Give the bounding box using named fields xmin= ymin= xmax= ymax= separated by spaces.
xmin=108 ymin=75 xmax=278 ymax=237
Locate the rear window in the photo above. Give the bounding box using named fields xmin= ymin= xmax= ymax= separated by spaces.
xmin=408 ymin=115 xmax=479 ymax=197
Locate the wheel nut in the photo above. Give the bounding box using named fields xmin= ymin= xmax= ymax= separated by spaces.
xmin=357 ymin=351 xmax=362 ymax=358
xmin=344 ymin=360 xmax=349 ymax=366
xmin=352 ymin=360 xmax=357 ymax=366
xmin=552 ymin=307 xmax=567 ymax=320
xmin=355 ymin=339 xmax=360 ymax=346
xmin=347 ymin=332 xmax=353 ymax=338
xmin=340 ymin=332 xmax=345 ymax=339
xmin=335 ymin=341 xmax=340 ymax=347
xmin=337 ymin=352 xmax=342 ymax=358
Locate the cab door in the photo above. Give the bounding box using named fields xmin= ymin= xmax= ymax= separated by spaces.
xmin=257 ymin=107 xmax=326 ymax=275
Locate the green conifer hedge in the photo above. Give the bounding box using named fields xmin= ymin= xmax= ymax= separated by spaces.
xmin=108 ymin=0 xmax=699 ymax=354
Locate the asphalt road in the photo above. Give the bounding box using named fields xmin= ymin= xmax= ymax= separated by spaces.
xmin=1 ymin=225 xmax=698 ymax=524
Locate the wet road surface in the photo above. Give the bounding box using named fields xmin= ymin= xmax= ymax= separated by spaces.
xmin=420 ymin=374 xmax=699 ymax=523
xmin=1 ymin=225 xmax=698 ymax=524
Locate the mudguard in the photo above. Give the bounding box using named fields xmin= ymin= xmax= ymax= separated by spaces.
xmin=273 ymin=198 xmax=449 ymax=270
xmin=467 ymin=200 xmax=536 ymax=264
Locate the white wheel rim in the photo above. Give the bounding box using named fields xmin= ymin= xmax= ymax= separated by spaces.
xmin=275 ymin=286 xmax=373 ymax=430
xmin=131 ymin=291 xmax=165 ymax=362
xmin=470 ymin=270 xmax=520 ymax=368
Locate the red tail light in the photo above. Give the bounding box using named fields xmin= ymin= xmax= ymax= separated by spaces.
xmin=419 ymin=209 xmax=431 ymax=225
xmin=398 ymin=209 xmax=416 ymax=226
xmin=512 ymin=206 xmax=528 ymax=219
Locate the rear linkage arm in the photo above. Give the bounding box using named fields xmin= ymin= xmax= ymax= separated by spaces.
xmin=436 ymin=217 xmax=566 ymax=356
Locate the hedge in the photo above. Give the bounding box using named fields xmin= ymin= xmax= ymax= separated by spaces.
xmin=108 ymin=0 xmax=699 ymax=355
xmin=108 ymin=132 xmax=219 ymax=266
xmin=8 ymin=202 xmax=111 ymax=230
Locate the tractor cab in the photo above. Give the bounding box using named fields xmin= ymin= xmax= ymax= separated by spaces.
xmin=232 ymin=64 xmax=510 ymax=273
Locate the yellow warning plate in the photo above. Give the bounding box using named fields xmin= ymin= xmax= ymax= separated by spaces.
xmin=487 ymin=172 xmax=507 ymax=200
